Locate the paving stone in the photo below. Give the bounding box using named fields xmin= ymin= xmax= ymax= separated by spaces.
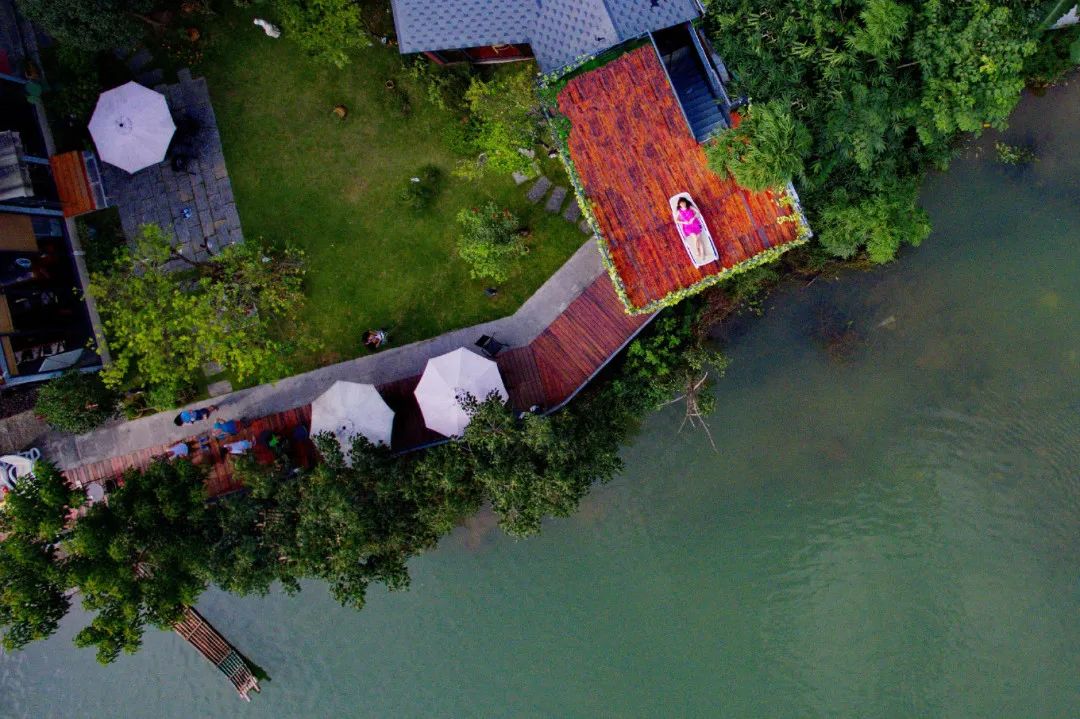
xmin=545 ymin=185 xmax=568 ymax=213
xmin=511 ymin=170 xmax=530 ymax=185
xmin=562 ymin=197 xmax=582 ymax=222
xmin=578 ymin=219 xmax=593 ymax=234
xmin=526 ymin=176 xmax=552 ymax=203
xmin=207 ymin=380 xmax=233 ymax=397
xmin=137 ymin=68 xmax=164 ymax=87
xmin=127 ymin=48 xmax=152 ymax=72
xmin=202 ymin=360 xmax=223 ymax=377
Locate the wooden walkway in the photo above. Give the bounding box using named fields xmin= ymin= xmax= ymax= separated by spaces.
xmin=63 ymin=405 xmax=314 ymax=498
xmin=174 ymin=607 xmax=260 ymax=701
xmin=558 ymin=46 xmax=803 ymax=311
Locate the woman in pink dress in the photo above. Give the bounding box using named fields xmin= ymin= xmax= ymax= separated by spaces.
xmin=675 ymin=197 xmax=707 ymax=260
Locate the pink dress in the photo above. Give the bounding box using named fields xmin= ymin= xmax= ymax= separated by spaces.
xmin=677 ymin=207 xmax=703 ymax=235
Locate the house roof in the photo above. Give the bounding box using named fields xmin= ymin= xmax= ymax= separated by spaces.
xmin=390 ymin=0 xmax=700 ymax=72
xmin=557 ymin=46 xmax=806 ymax=312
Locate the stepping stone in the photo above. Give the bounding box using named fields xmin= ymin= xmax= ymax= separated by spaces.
xmin=562 ymin=197 xmax=582 ymax=222
xmin=526 ymin=176 xmax=552 ymax=203
xmin=512 ymin=170 xmax=530 ymax=185
xmin=127 ymin=48 xmax=153 ymax=72
xmin=202 ymin=361 xmax=223 ymax=377
xmin=207 ymin=380 xmax=233 ymax=397
xmin=545 ymin=185 xmax=567 ymax=213
xmin=578 ymin=219 xmax=593 ymax=234
xmin=137 ymin=68 xmax=164 ymax=87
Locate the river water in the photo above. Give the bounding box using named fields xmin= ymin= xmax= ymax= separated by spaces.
xmin=2 ymin=81 xmax=1078 ymax=718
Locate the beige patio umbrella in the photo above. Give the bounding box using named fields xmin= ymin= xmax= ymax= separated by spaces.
xmin=88 ymin=82 xmax=176 ymax=174
xmin=310 ymin=381 xmax=395 ymax=462
xmin=414 ymin=348 xmax=508 ymax=437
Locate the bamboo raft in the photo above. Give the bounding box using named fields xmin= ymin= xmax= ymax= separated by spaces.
xmin=173 ymin=607 xmax=261 ymax=701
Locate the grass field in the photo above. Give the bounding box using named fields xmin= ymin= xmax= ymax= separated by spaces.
xmin=194 ymin=9 xmax=583 ymax=371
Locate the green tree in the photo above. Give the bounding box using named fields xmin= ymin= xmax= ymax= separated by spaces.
xmin=66 ymin=460 xmax=213 ymax=663
xmin=456 ymin=202 xmax=526 ymax=283
xmin=16 ymin=0 xmax=149 ymax=53
xmin=274 ymin=0 xmax=369 ymax=68
xmin=706 ymin=99 xmax=811 ymax=191
xmin=457 ymin=66 xmax=541 ymax=178
xmin=88 ymin=224 xmax=307 ymax=403
xmin=0 ymin=462 xmax=83 ymax=651
xmin=912 ymin=0 xmax=1037 ymax=147
xmin=817 ymin=179 xmax=931 ymax=263
xmin=35 ymin=370 xmax=116 ymax=434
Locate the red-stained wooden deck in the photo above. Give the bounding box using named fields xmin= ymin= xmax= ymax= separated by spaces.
xmin=558 ymin=46 xmax=802 ymax=312
xmin=64 ymin=406 xmax=315 ymax=498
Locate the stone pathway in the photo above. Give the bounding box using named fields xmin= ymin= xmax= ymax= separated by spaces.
xmin=523 ymin=175 xmax=591 ymax=234
xmin=43 ymin=239 xmax=606 ymax=469
xmin=102 ymin=68 xmax=243 ymax=264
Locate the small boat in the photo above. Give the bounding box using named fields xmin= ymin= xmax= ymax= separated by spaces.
xmin=669 ymin=193 xmax=719 ymax=267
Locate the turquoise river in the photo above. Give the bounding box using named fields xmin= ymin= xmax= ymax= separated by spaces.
xmin=1 ymin=79 xmax=1078 ymax=719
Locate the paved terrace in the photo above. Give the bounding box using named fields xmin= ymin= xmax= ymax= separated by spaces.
xmin=46 ymin=238 xmax=655 ymax=483
xmin=103 ymin=69 xmax=243 ymax=263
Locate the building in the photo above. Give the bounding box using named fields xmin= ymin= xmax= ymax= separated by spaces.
xmin=0 ymin=0 xmax=104 ymax=384
xmin=390 ymin=0 xmax=810 ymax=314
xmin=390 ymin=0 xmax=701 ymax=73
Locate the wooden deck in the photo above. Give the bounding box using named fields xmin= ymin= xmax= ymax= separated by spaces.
xmin=558 ymin=46 xmax=803 ymax=312
xmin=63 ymin=406 xmax=314 ymax=498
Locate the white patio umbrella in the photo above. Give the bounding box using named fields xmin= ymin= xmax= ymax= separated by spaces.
xmin=310 ymin=381 xmax=395 ymax=461
xmin=88 ymin=82 xmax=176 ymax=174
xmin=414 ymin=348 xmax=508 ymax=437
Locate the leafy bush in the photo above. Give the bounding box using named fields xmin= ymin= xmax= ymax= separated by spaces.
xmin=16 ymin=0 xmax=149 ymax=53
xmin=402 ymin=57 xmax=471 ymax=111
xmin=273 ymin=0 xmax=369 ymax=68
xmin=994 ymin=141 xmax=1036 ymax=165
xmin=455 ymin=66 xmax=541 ymax=178
xmin=705 ymin=99 xmax=811 ymax=191
xmin=398 ymin=165 xmax=443 ymax=212
xmin=35 ymin=370 xmax=116 ymax=434
xmin=455 ymin=202 xmax=525 ymax=283
xmin=817 ymin=179 xmax=931 ymax=263
xmin=442 ymin=116 xmax=480 ymax=156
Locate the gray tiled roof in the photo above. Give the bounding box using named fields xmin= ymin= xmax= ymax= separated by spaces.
xmin=391 ymin=0 xmax=533 ymax=55
xmin=391 ymin=0 xmax=701 ymax=73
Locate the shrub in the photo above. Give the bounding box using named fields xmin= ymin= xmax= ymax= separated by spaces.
xmin=455 ymin=202 xmax=525 ymax=283
xmin=443 ymin=116 xmax=480 ymax=156
xmin=35 ymin=370 xmax=116 ymax=434
xmin=455 ymin=66 xmax=541 ymax=179
xmin=398 ymin=165 xmax=443 ymax=212
xmin=16 ymin=0 xmax=149 ymax=53
xmin=705 ymin=100 xmax=811 ymax=191
xmin=994 ymin=141 xmax=1036 ymax=165
xmin=273 ymin=0 xmax=369 ymax=68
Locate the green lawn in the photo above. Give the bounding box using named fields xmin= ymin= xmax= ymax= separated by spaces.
xmin=195 ymin=10 xmax=583 ymax=371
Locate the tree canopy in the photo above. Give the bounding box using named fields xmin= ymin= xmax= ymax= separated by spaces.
xmin=16 ymin=0 xmax=149 ymax=53
xmin=701 ymin=0 xmax=1062 ymax=262
xmin=88 ymin=224 xmax=307 ymax=405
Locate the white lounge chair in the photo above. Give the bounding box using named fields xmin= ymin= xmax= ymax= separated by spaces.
xmin=669 ymin=193 xmax=719 ymax=267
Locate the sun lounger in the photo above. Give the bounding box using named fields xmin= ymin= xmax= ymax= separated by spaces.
xmin=669 ymin=193 xmax=719 ymax=267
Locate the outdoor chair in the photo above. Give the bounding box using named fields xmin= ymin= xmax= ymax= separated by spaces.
xmin=475 ymin=335 xmax=504 ymax=358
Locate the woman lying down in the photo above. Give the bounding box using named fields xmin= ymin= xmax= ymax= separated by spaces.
xmin=671 ymin=194 xmax=719 ymax=267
